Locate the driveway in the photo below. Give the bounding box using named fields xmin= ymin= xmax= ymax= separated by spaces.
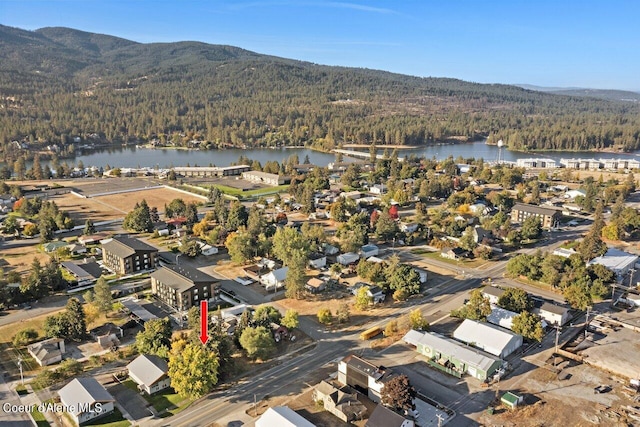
xmin=108 ymin=382 xmax=152 ymax=421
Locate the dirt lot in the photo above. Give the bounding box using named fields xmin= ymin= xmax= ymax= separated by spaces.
xmin=50 ymin=186 xmax=206 ymax=222
xmin=2 ymin=243 xmax=51 ymax=274
xmin=479 ymin=358 xmax=639 ymax=427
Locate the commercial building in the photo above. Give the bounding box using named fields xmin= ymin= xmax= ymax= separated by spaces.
xmin=338 ymin=355 xmax=394 ymax=403
xmin=242 ymin=170 xmax=288 ymax=186
xmin=510 ymin=203 xmax=562 ymax=229
xmin=587 ymin=248 xmax=639 ymax=282
xmin=58 ymin=378 xmax=115 ymax=425
xmin=127 ymin=354 xmax=171 ymax=395
xmin=101 ymin=236 xmax=158 ymax=275
xmin=453 ymin=319 xmax=523 ymax=358
xmin=404 ymin=330 xmax=502 ymax=381
xmin=172 ymin=165 xmax=250 ymax=177
xmin=151 ymin=265 xmax=217 ymax=311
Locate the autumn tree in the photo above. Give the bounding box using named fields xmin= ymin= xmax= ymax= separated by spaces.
xmin=408 ymin=309 xmax=429 ymax=331
xmin=381 ymin=374 xmax=416 ymax=413
xmin=281 ymin=309 xmax=299 ymax=329
xmin=168 ymin=339 xmax=220 ymax=398
xmin=354 ymin=286 xmax=373 ymax=310
xmin=317 ymin=308 xmax=333 ymax=324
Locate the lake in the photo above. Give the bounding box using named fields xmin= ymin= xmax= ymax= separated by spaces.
xmin=40 ymin=141 xmax=640 ymax=169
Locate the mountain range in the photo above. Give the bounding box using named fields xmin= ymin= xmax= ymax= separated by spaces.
xmin=1 ymin=24 xmax=639 ymax=157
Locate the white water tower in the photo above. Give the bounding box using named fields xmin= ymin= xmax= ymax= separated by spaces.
xmin=497 ymin=139 xmax=504 ymax=164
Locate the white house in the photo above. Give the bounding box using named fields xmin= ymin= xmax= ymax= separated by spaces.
xmin=400 ymin=222 xmax=419 ymax=234
xmin=337 ymin=252 xmax=360 ymax=265
xmin=414 ymin=267 xmax=428 ymax=284
xmin=28 ymin=338 xmax=65 ymax=367
xmin=453 ymin=319 xmax=523 ymax=358
xmin=322 ymin=243 xmax=339 ymax=255
xmin=198 ymin=241 xmax=219 ymax=256
xmin=564 ymin=189 xmax=586 ymax=199
xmin=127 ymin=354 xmax=171 ymax=395
xmin=261 ymin=266 xmax=289 ymax=291
xmin=533 ymin=300 xmax=570 ymax=326
xmin=369 ymin=184 xmax=388 ymax=195
xmin=487 ymin=307 xmax=548 ymax=331
xmin=256 ymin=406 xmax=316 ymax=427
xmin=360 ymin=244 xmax=379 ymax=259
xmin=481 ymin=287 xmax=505 ymax=305
xmin=58 ymin=378 xmax=115 ymax=425
xmin=308 ymin=252 xmax=327 ymax=269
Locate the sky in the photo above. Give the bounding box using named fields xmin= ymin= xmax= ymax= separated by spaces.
xmin=2 ymin=0 xmax=639 ymax=91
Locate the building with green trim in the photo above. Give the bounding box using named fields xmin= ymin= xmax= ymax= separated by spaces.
xmin=404 ymin=330 xmax=502 ymax=381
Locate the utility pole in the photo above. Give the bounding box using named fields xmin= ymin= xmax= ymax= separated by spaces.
xmin=611 ymin=283 xmax=616 ymax=306
xmin=585 ymin=306 xmax=591 ymax=339
xmin=437 ymin=413 xmax=444 ymax=427
xmin=254 ymin=394 xmax=257 ymax=417
xmin=554 ymin=325 xmax=560 ymax=370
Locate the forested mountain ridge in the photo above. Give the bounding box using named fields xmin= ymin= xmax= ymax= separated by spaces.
xmin=1 ymin=24 xmax=640 ymax=163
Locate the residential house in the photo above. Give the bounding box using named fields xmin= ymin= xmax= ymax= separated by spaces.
xmin=360 ymin=244 xmax=379 ymax=259
xmin=61 ymin=259 xmax=103 ymax=287
xmin=532 ymin=300 xmax=570 ymax=326
xmin=510 ymin=203 xmax=562 ymax=229
xmin=564 ymin=189 xmax=586 ymax=199
xmin=366 ymin=404 xmax=415 ymax=427
xmin=101 ymin=236 xmax=158 ymax=275
xmin=366 ymin=285 xmax=386 ymax=304
xmin=90 ymin=323 xmax=123 ymax=349
xmin=67 ymin=243 xmax=88 ymax=256
xmin=323 ymin=243 xmax=340 ymax=255
xmin=28 ymin=338 xmax=65 ymax=367
xmin=305 ymin=278 xmax=326 ymax=294
xmin=256 ymin=406 xmax=316 ymax=427
xmin=78 ymin=233 xmax=109 ymax=245
xmin=400 ymin=222 xmax=419 ymax=234
xmin=58 ymin=378 xmax=115 ymax=425
xmin=414 ymin=267 xmax=428 ymax=284
xmin=482 ymin=286 xmax=505 ymax=305
xmin=337 ymin=252 xmax=360 ymax=265
xmin=151 ymin=265 xmax=218 ymax=312
xmin=338 ymin=355 xmax=394 ymax=403
xmin=404 ymin=330 xmax=502 ymax=381
xmin=127 ymin=354 xmax=171 ymax=395
xmin=472 ymin=226 xmax=493 ymax=244
xmin=261 ymin=266 xmax=289 ymax=291
xmin=43 ymin=241 xmax=68 ymax=253
xmin=369 ymin=184 xmax=387 ymax=195
xmin=441 ymin=247 xmax=470 ymax=261
xmin=453 ymin=319 xmax=523 ymax=358
xmin=308 ymin=252 xmax=327 ymax=269
xmin=313 ymin=381 xmax=367 ymax=423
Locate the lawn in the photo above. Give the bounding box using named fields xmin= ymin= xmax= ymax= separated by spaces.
xmin=122 ymin=380 xmax=193 ymax=416
xmin=30 ymin=406 xmax=50 ymax=427
xmin=206 ymin=183 xmax=290 ymax=199
xmin=83 ymin=408 xmax=130 ymax=427
xmin=422 ymin=250 xmax=487 ymax=268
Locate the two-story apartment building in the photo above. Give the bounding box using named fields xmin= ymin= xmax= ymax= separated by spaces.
xmin=151 ymin=265 xmax=217 ymax=312
xmin=101 ymin=236 xmax=158 ymax=275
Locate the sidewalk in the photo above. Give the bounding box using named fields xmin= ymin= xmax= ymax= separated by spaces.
xmin=0 ymin=374 xmax=37 ymax=426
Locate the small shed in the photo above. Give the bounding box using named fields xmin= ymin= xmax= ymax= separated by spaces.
xmin=501 ymin=392 xmax=524 ymax=409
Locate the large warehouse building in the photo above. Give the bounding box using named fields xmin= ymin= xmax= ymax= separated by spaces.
xmin=453 ymin=319 xmax=523 ymax=358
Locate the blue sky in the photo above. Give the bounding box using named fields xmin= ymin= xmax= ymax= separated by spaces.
xmin=2 ymin=0 xmax=639 ymax=90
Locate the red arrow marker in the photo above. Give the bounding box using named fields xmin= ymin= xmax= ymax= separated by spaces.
xmin=199 ymin=300 xmax=209 ymax=345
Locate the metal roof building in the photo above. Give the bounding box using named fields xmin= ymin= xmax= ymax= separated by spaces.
xmin=453 ymin=319 xmax=523 ymax=358
xmin=404 ymin=330 xmax=502 ymax=381
xmin=587 ymin=248 xmax=639 ymax=282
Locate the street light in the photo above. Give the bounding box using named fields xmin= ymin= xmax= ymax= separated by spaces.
xmin=175 ymin=253 xmax=182 ymax=266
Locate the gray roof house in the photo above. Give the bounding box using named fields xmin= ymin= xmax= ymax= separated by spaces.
xmin=366 ymin=404 xmax=414 ymax=427
xmin=58 ymin=378 xmax=115 ymax=425
xmin=27 ymin=338 xmax=65 ymax=367
xmin=127 ymin=354 xmax=171 ymax=395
